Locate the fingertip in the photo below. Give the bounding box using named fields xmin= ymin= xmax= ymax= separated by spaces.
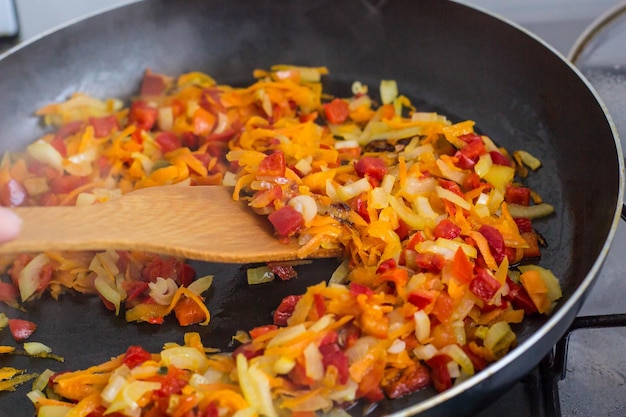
xmin=0 ymin=207 xmax=22 ymax=242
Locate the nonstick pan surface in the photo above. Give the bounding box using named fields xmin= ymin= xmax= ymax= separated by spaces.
xmin=0 ymin=1 xmax=622 ymax=416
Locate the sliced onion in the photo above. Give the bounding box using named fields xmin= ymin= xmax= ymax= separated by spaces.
xmin=246 ymin=266 xmax=275 ymax=285
xmin=26 ymin=140 xmax=63 ymax=173
xmin=94 ymin=276 xmax=122 ymax=315
xmin=379 ymin=79 xmax=398 ymax=105
xmin=440 ymin=344 xmax=474 ymax=376
xmin=148 ymin=277 xmax=178 ymax=305
xmin=387 ymin=339 xmax=406 ymax=354
xmin=506 ymin=203 xmax=555 ymax=219
xmin=336 ymin=177 xmax=372 ymax=202
xmin=186 ymin=275 xmax=214 ymax=295
xmin=288 ymin=195 xmax=318 ymax=223
xmin=23 ymin=342 xmax=52 ymax=356
xmin=435 ymin=186 xmax=471 ymax=210
xmin=18 ymin=253 xmax=51 ymax=302
xmin=161 ymin=346 xmax=209 ymax=373
xmin=413 ymin=343 xmax=438 ymax=360
xmin=304 ymin=342 xmax=324 ymax=380
xmin=413 ymin=310 xmax=431 ymax=343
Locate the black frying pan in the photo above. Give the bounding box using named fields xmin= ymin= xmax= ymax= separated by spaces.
xmin=0 ymin=1 xmax=622 ymax=416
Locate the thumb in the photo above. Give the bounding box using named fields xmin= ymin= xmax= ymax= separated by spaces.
xmin=0 ymin=207 xmax=21 ymax=242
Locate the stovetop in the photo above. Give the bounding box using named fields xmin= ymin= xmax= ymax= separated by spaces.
xmin=3 ymin=1 xmax=626 ymax=416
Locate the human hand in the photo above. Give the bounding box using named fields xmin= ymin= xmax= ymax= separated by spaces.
xmin=0 ymin=207 xmax=21 ymax=242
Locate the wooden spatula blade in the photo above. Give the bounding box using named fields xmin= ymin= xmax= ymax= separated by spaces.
xmin=0 ymin=186 xmax=343 ymax=263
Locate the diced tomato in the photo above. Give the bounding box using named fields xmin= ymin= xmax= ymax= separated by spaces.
xmin=122 ymin=345 xmax=152 ymax=369
xmin=431 ymin=293 xmax=454 ymax=323
xmin=140 ymin=71 xmax=167 ymax=96
xmin=376 ymin=258 xmax=397 ymax=275
xmin=459 ymin=136 xmax=486 ymax=159
xmin=505 ymin=185 xmax=531 ymax=206
xmin=155 ymin=131 xmax=181 ymax=154
xmin=433 ymin=218 xmax=461 ymax=240
xmin=323 ymin=98 xmax=350 ymax=124
xmin=273 ymin=294 xmax=302 ymax=326
xmin=267 ymin=263 xmax=298 ymax=281
xmin=50 ymin=175 xmax=88 ymax=194
xmin=319 ymin=343 xmax=349 ymax=384
xmin=54 ymin=120 xmax=83 ymax=140
xmin=0 ymin=282 xmax=18 ymax=302
xmin=414 ymin=252 xmax=445 ymax=273
xmin=354 ymin=156 xmax=387 ymax=183
xmin=426 ymin=354 xmax=453 ymax=392
xmin=406 ymin=231 xmax=425 ymax=251
xmin=462 ymin=172 xmax=482 ymax=190
xmin=505 ymin=277 xmax=538 ymax=314
xmin=174 ymin=296 xmax=207 ymax=326
xmin=205 ymin=128 xmax=237 ymax=143
xmin=407 ymin=290 xmax=435 ymax=310
xmin=50 ymin=135 xmax=68 ymax=157
xmin=129 ymin=100 xmax=158 ymax=131
xmin=349 ymin=282 xmax=374 ymax=297
xmin=489 ymin=150 xmax=511 ymax=166
xmin=454 ymin=151 xmax=476 ymax=170
xmin=350 ymin=193 xmax=370 ymax=222
xmin=395 ymin=219 xmax=410 ymax=240
xmin=153 ymin=367 xmax=188 ymax=397
xmin=469 ymin=268 xmax=501 ymax=302
xmin=8 ymin=318 xmax=37 ymax=342
xmin=123 ymin=281 xmax=150 ymax=302
xmin=250 ymin=185 xmax=283 ymax=208
xmin=383 ymin=363 xmax=431 ymax=399
xmin=232 ymin=343 xmax=263 ymax=360
xmin=479 ymin=224 xmax=506 ymax=263
xmin=438 ymin=178 xmax=463 ymax=197
xmin=268 ymin=205 xmax=304 ymax=237
xmin=89 ymin=115 xmax=119 ymax=138
xmin=514 ymin=217 xmax=533 ymax=234
xmin=257 ymin=151 xmax=286 ymax=177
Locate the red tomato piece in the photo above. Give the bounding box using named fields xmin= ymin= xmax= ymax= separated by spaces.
xmin=1 ymin=179 xmax=27 ymax=207
xmin=140 ymin=71 xmax=167 ymax=96
xmin=383 ymin=363 xmax=432 ymax=399
xmin=462 ymin=172 xmax=482 ymax=190
xmin=426 ymin=354 xmax=453 ymax=392
xmin=504 ymin=277 xmax=538 ymax=314
xmin=55 ymin=121 xmax=83 ymax=140
xmin=232 ymin=343 xmax=263 ymax=360
xmin=433 ymin=219 xmax=461 ymax=240
xmin=129 ymin=100 xmax=158 ymax=131
xmin=479 ymin=224 xmax=506 ymax=263
xmin=459 ymin=136 xmax=486 ymax=159
xmin=268 ymin=205 xmax=304 ymax=237
xmin=122 ymin=345 xmax=152 ymax=369
xmin=376 ymin=258 xmax=397 ymax=275
xmin=0 ymin=282 xmax=18 ymax=302
xmin=273 ymin=294 xmax=302 ymax=326
xmin=514 ymin=217 xmax=533 ymax=234
xmin=319 ymin=343 xmax=349 ymax=384
xmin=50 ymin=135 xmax=68 ymax=157
xmin=414 ymin=252 xmax=445 ymax=273
xmin=354 ymin=156 xmax=388 ymax=182
xmin=349 ymin=282 xmax=374 ymax=297
xmin=155 ymin=131 xmax=182 ymax=154
xmin=49 ymin=175 xmax=88 ymax=194
xmin=257 ymin=151 xmax=286 ymax=177
xmin=489 ymin=150 xmax=511 ymax=166
xmin=407 ymin=290 xmax=435 ymax=309
xmin=438 ymin=178 xmax=464 ymax=197
xmin=89 ymin=115 xmax=119 ymax=138
xmin=505 ymin=185 xmax=531 ymax=206
xmin=469 ymin=268 xmax=501 ymax=302
xmin=323 ymin=98 xmax=350 ymax=124
xmin=8 ymin=318 xmax=37 ymax=342
xmin=454 ymin=151 xmax=476 ymax=170
xmin=350 ymin=193 xmax=370 ymax=222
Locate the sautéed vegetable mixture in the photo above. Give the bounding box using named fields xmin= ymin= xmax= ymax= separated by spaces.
xmin=0 ymin=66 xmax=560 ymax=416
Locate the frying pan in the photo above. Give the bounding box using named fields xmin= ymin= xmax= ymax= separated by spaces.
xmin=0 ymin=0 xmax=623 ymax=416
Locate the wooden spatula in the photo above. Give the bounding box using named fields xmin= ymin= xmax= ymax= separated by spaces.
xmin=0 ymin=185 xmax=343 ymax=263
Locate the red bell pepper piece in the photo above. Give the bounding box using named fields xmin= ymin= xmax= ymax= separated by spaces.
xmin=355 ymin=156 xmax=388 ymax=183
xmin=273 ymin=294 xmax=302 ymax=326
xmin=323 ymin=98 xmax=350 ymax=124
xmin=8 ymin=318 xmax=37 ymax=342
xmin=257 ymin=151 xmax=286 ymax=177
xmin=469 ymin=268 xmax=501 ymax=302
xmin=433 ymin=218 xmax=461 ymax=240
xmin=268 ymin=205 xmax=304 ymax=237
xmin=122 ymin=345 xmax=152 ymax=369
